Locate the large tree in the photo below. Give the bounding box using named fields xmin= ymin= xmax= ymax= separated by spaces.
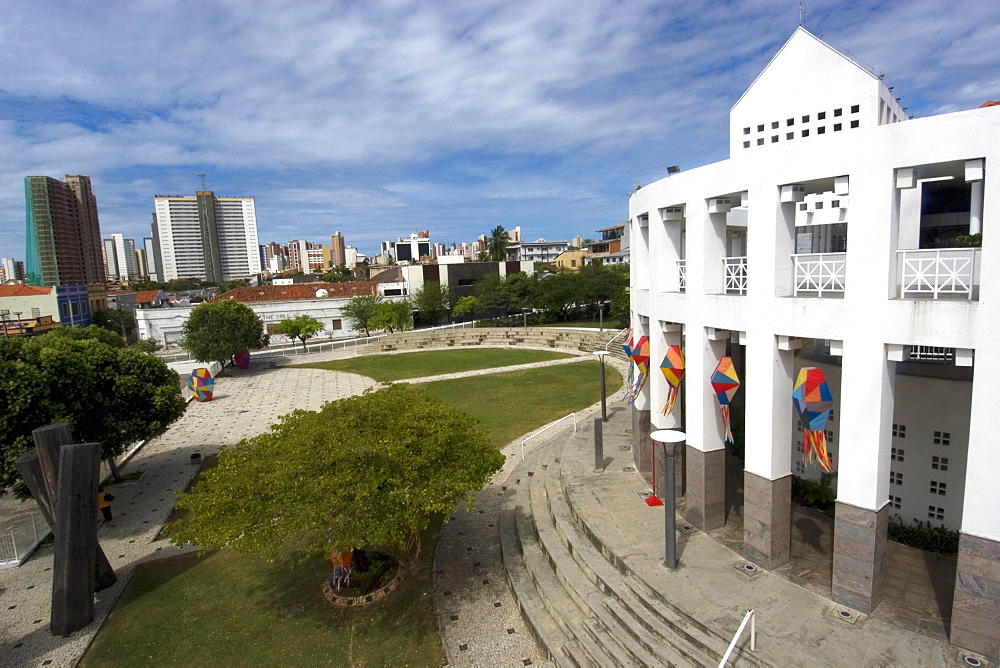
xmin=341 ymin=294 xmax=383 ymax=337
xmin=180 ymin=300 xmax=267 ymax=367
xmin=274 ymin=315 xmax=324 ymax=351
xmin=486 ymin=225 xmax=509 ymax=261
xmin=92 ymin=308 xmax=136 ymax=339
xmin=0 ymin=331 xmax=186 ymax=491
xmin=412 ymin=281 xmax=452 ymax=325
xmin=168 ymin=384 xmax=503 ymax=560
xmin=368 ymin=299 xmax=412 ymax=333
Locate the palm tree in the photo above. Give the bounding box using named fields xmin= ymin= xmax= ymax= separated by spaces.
xmin=487 ymin=225 xmax=509 ymax=261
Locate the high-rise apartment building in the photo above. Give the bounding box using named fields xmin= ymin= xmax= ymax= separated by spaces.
xmin=143 ymin=236 xmax=161 ymax=283
xmin=104 ymin=233 xmax=139 ymax=282
xmin=2 ymin=257 xmax=25 ymax=282
xmin=153 ymin=191 xmax=261 ymax=282
xmin=331 ymin=231 xmax=346 ymax=267
xmin=24 ymin=175 xmax=106 ymax=287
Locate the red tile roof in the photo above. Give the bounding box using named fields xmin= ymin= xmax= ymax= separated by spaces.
xmin=212 ymin=282 xmax=378 ymax=303
xmin=134 ymin=290 xmax=163 ymax=304
xmin=0 ymin=284 xmax=52 ymax=297
xmin=980 ymin=100 xmax=1000 ymax=108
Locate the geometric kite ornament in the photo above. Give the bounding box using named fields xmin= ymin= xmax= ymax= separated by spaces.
xmin=188 ymin=367 xmax=215 ymax=402
xmin=625 ymin=336 xmax=650 ymax=404
xmin=659 ymin=345 xmax=685 ymax=417
xmin=792 ymin=367 xmax=834 ymax=472
xmin=710 ymin=357 xmax=740 ymax=443
xmin=621 ymin=334 xmax=635 ymax=402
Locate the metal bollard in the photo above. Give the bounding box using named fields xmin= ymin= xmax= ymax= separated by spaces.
xmin=594 ymin=417 xmax=604 ymax=472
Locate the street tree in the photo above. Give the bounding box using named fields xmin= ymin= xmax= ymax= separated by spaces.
xmin=486 ymin=225 xmax=509 ymax=261
xmin=341 ymin=294 xmax=383 ymax=337
xmin=168 ymin=384 xmax=504 ymax=561
xmin=92 ymin=308 xmax=136 ymax=339
xmin=412 ymin=281 xmax=452 ymax=325
xmin=0 ymin=331 xmax=186 ymax=491
xmin=274 ymin=315 xmax=324 ymax=351
xmin=180 ymin=300 xmax=267 ymax=368
xmin=452 ymin=295 xmax=481 ymax=318
xmin=368 ymin=299 xmax=412 ymax=333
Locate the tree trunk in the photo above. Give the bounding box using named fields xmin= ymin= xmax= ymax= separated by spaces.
xmin=105 ymin=455 xmax=122 ymax=482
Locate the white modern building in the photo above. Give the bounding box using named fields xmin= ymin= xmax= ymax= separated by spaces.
xmin=154 ymin=191 xmax=261 ymax=282
xmin=518 ymin=239 xmax=569 ymax=263
xmin=629 ymin=27 xmax=998 ymax=657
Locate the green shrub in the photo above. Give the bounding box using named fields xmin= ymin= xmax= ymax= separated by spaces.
xmin=887 ymin=515 xmax=959 ymax=555
xmin=791 ymin=474 xmax=837 ymax=516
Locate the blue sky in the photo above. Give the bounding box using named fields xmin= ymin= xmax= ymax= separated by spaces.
xmin=1 ymin=0 xmax=999 ymax=259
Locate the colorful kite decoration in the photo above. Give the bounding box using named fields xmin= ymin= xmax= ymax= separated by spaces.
xmin=659 ymin=346 xmax=685 ymax=417
xmin=187 ymin=367 xmax=214 ymax=402
xmin=621 ymin=333 xmax=635 ymax=402
xmin=625 ymin=336 xmax=650 ymax=404
xmin=792 ymin=367 xmax=835 ymax=472
xmin=710 ymin=357 xmax=741 ymax=442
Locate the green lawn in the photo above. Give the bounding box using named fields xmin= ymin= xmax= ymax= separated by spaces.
xmin=80 ymin=355 xmax=622 ymax=667
xmin=287 ymin=347 xmax=573 ymax=381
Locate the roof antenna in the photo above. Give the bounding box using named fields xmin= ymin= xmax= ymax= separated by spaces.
xmin=799 ymin=2 xmax=804 ymax=26
xmin=196 ymin=171 xmax=207 ymax=191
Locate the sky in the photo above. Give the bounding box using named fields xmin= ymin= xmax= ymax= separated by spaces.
xmin=2 ymin=0 xmax=999 ymax=260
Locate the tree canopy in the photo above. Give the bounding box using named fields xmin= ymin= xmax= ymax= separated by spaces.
xmin=168 ymin=384 xmax=504 ymax=559
xmin=368 ymin=299 xmax=412 ymax=333
xmin=412 ymin=281 xmax=452 ymax=326
xmin=274 ymin=315 xmax=324 ymax=351
xmin=92 ymin=308 xmax=136 ymax=339
xmin=0 ymin=329 xmax=186 ymax=493
xmin=341 ymin=294 xmax=383 ymax=337
xmin=180 ymin=300 xmax=267 ymax=366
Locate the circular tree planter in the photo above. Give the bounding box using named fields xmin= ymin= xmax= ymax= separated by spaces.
xmin=321 ymin=552 xmax=403 ymax=609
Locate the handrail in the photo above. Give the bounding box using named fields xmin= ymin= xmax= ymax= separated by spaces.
xmin=719 ymin=608 xmax=756 ymax=667
xmin=604 ymin=328 xmax=629 ymax=353
xmin=521 ymin=413 xmax=578 ymax=461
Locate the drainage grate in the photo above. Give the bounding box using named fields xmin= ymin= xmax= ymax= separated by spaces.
xmin=620 ymin=445 xmax=632 ymax=451
xmin=734 ymin=561 xmax=761 ymax=577
xmin=680 ymin=525 xmax=695 ymax=534
xmin=829 ymin=607 xmax=860 ymax=625
xmin=639 ymin=491 xmax=652 ymax=498
xmin=963 ymin=656 xmax=983 ymax=667
xmin=622 ymin=466 xmax=636 ymax=472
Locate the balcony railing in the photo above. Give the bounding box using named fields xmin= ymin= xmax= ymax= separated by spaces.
xmin=724 ymin=256 xmax=747 ymax=295
xmin=677 ymin=260 xmax=686 ymax=292
xmin=897 ymin=248 xmax=981 ymax=300
xmin=793 ymin=252 xmax=846 ymax=297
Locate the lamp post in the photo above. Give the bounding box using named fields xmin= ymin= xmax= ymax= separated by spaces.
xmin=592 ymin=350 xmax=610 ymax=422
xmin=522 ymin=308 xmax=528 ymax=328
xmin=598 ymin=302 xmax=605 ymax=332
xmin=13 ymin=311 xmax=23 ymax=337
xmin=0 ymin=309 xmax=8 ymax=339
xmin=650 ymin=429 xmax=686 ymax=570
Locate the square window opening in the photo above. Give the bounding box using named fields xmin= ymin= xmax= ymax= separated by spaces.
xmin=851 ymin=104 xmax=860 ymax=113
xmin=833 ymin=123 xmax=842 ymax=131
xmin=850 ymin=120 xmax=859 ymax=128
xmin=834 ymin=108 xmax=843 ymax=117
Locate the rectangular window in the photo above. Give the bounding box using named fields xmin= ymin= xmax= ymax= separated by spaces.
xmin=850 ymin=120 xmax=860 ymax=128
xmin=818 ymin=111 xmax=826 ymax=120
xmin=891 ymin=447 xmax=904 ymax=462
xmin=757 ymin=124 xmax=765 ymax=132
xmin=930 ymin=481 xmax=946 ymax=496
xmin=892 ymin=424 xmax=906 ymax=438
xmin=833 ymin=123 xmax=842 ymax=131
xmin=928 ymin=506 xmax=944 ymax=521
xmin=851 ymin=104 xmax=860 ymax=113
xmin=802 ymin=115 xmax=810 ymax=123
xmin=799 ymin=203 xmax=808 ymax=211
xmin=889 ymin=495 xmax=901 ymax=509
xmin=815 ymin=201 xmax=824 ymax=209
xmin=787 ymin=118 xmax=795 ymax=126
xmin=772 ymin=121 xmax=779 ymax=129
xmin=786 ymin=132 xmax=794 ymax=140
xmin=743 ymin=141 xmax=751 ymax=149
xmin=801 ymin=129 xmax=809 ymax=137
xmin=757 ymin=138 xmax=764 ymax=146
xmin=931 ymin=456 xmax=948 ymax=471
xmin=831 ymin=199 xmax=840 ymax=207
xmin=772 ymin=136 xmax=779 ymax=143
xmin=817 ymin=126 xmax=826 ymax=134
xmin=331 ymin=319 xmax=342 ymax=330
xmin=834 ymin=108 xmax=843 ymax=117
xmin=743 ymin=127 xmax=751 ymax=135
xmin=933 ymin=431 xmax=951 ymax=446
xmin=890 ymin=471 xmax=903 ymax=485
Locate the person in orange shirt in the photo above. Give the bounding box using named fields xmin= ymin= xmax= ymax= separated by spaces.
xmin=97 ymin=486 xmax=114 ymax=522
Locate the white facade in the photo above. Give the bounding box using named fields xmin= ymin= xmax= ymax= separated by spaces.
xmin=519 ymin=239 xmax=569 ymax=263
xmin=110 ymin=233 xmax=138 ymax=281
xmin=154 ymin=193 xmax=261 ymax=281
xmin=631 ymin=28 xmax=999 ymax=559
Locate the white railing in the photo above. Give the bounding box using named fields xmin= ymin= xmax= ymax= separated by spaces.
xmin=793 ymin=252 xmax=846 ymax=297
xmin=719 ymin=608 xmax=756 ymax=667
xmin=909 ymin=346 xmax=955 ymax=363
xmin=0 ymin=514 xmax=47 ymax=569
xmin=521 ymin=413 xmax=578 ymax=461
xmin=677 ymin=260 xmax=687 ymax=292
xmin=897 ymin=248 xmax=981 ymax=300
xmin=723 ymin=256 xmax=748 ymax=295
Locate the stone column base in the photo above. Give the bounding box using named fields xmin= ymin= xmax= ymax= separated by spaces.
xmin=684 ymin=446 xmax=726 ymax=531
xmin=951 ymin=533 xmax=1000 ymax=659
xmin=831 ymin=501 xmax=888 ymax=614
xmin=632 ymin=408 xmax=652 ymax=483
xmin=743 ymin=471 xmax=791 ymax=570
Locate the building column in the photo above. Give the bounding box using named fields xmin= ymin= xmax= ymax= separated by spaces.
xmin=742 ymin=332 xmax=794 ymax=569
xmin=631 ymin=319 xmax=654 ymax=480
xmin=950 ymin=534 xmax=1000 ymax=659
xmin=683 ymin=327 xmax=728 ymax=531
xmin=831 ymin=340 xmax=894 ymax=614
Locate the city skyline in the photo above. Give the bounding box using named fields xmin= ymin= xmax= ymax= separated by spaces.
xmin=2 ymin=1 xmax=999 ymax=260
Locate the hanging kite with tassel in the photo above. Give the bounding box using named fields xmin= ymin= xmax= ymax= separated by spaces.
xmin=710 ymin=357 xmax=740 ymax=442
xmin=792 ymin=367 xmax=835 ymax=472
xmin=625 ymin=336 xmax=650 ymax=404
xmin=659 ymin=345 xmax=685 ymax=417
xmin=621 ymin=332 xmax=634 ymax=401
